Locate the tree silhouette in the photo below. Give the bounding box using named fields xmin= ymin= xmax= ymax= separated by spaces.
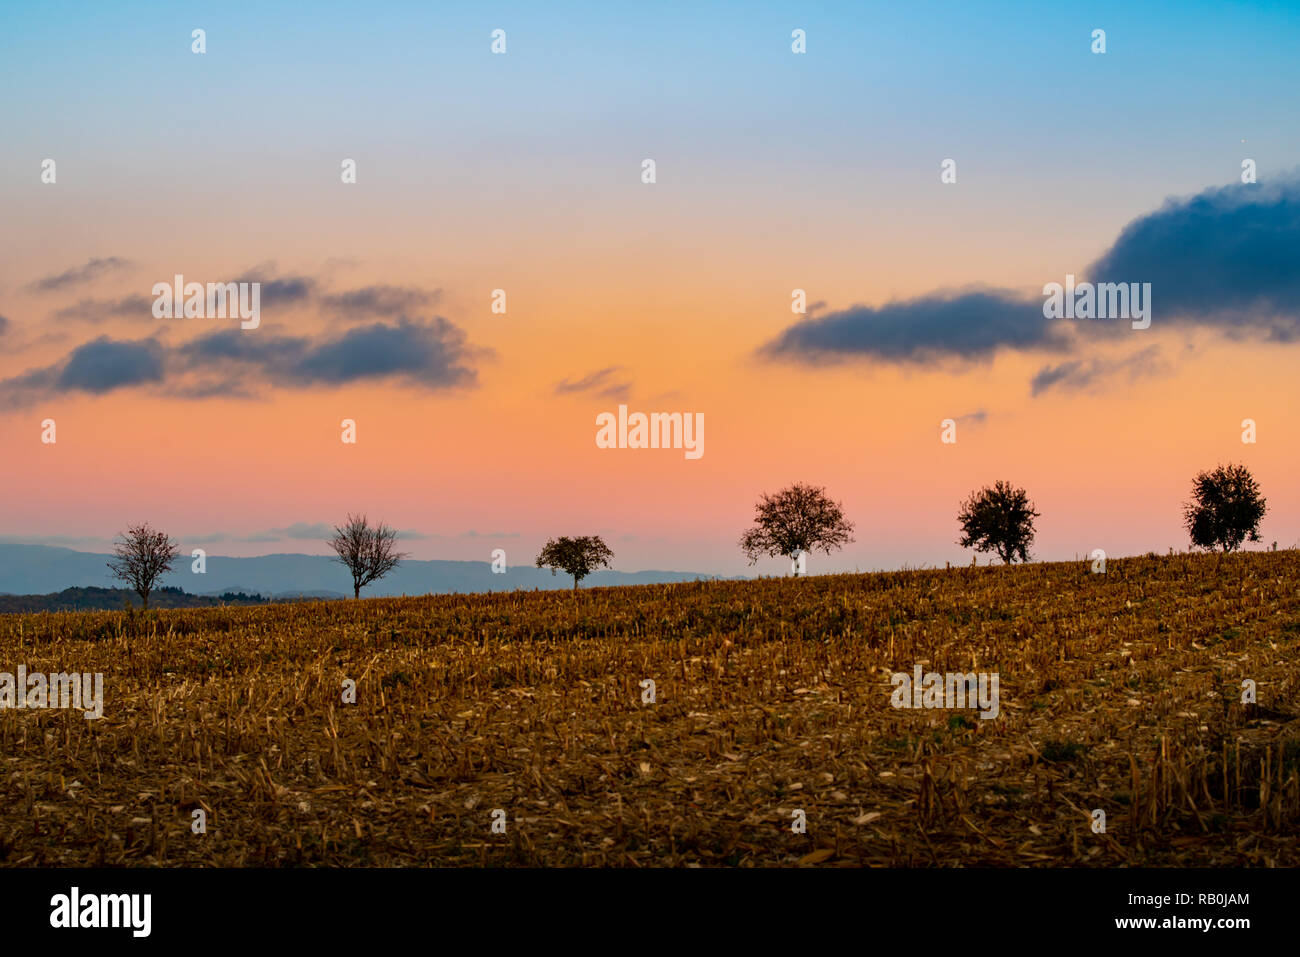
xmin=1183 ymin=463 xmax=1266 ymax=553
xmin=535 ymin=536 xmax=613 ymax=590
xmin=957 ymin=481 xmax=1039 ymax=564
xmin=739 ymin=483 xmax=855 ymax=574
xmin=328 ymin=514 xmax=408 ymax=598
xmin=107 ymin=523 xmax=181 ymax=610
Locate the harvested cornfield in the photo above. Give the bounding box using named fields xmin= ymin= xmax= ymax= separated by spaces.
xmin=1 ymin=550 xmax=1297 ymax=866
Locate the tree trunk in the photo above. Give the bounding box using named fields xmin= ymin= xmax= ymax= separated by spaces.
xmin=354 ymin=584 xmax=361 ymax=599
xmin=573 ymin=577 xmax=579 ymax=591
xmin=141 ymin=591 xmax=149 ymax=611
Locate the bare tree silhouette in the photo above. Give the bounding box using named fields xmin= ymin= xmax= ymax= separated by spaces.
xmin=107 ymin=523 xmax=181 ymax=610
xmin=328 ymin=514 xmax=408 ymax=598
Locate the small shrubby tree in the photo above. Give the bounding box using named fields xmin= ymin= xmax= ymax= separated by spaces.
xmin=1183 ymin=463 xmax=1266 ymax=553
xmin=107 ymin=523 xmax=181 ymax=610
xmin=535 ymin=535 xmax=613 ymax=590
xmin=739 ymin=483 xmax=855 ymax=575
xmin=329 ymin=514 xmax=408 ymax=598
xmin=957 ymin=481 xmax=1039 ymax=564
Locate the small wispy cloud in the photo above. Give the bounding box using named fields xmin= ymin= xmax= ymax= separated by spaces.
xmin=1030 ymin=345 xmax=1166 ymax=396
xmin=272 ymin=522 xmax=335 ymax=540
xmin=0 ymin=534 xmax=113 ymax=548
xmin=554 ymin=366 xmax=633 ymax=400
xmin=51 ymin=295 xmax=153 ymax=323
xmin=27 ymin=257 xmax=131 ymax=293
xmin=320 ymin=285 xmax=438 ymax=318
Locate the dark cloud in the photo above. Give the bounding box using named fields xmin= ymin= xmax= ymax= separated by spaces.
xmin=233 ymin=274 xmax=317 ymax=308
xmin=230 ymin=272 xmax=438 ymax=318
xmin=956 ymin=409 xmax=988 ymax=425
xmin=27 ymin=257 xmax=131 ymax=293
xmin=178 ymin=316 xmax=483 ymax=390
xmin=0 ymin=336 xmax=165 ymax=406
xmin=1087 ymin=176 xmax=1300 ymax=340
xmin=761 ymin=289 xmax=1067 ymax=365
xmin=186 ymin=271 xmax=437 ymax=319
xmin=554 ymin=366 xmax=633 ymax=400
xmin=27 ymin=258 xmax=438 ymax=332
xmin=293 ymin=318 xmax=477 ymax=386
xmin=0 ymin=316 xmax=484 ymax=407
xmin=1030 ymin=345 xmax=1166 ymax=396
xmin=761 ymin=176 xmax=1300 ymax=386
xmin=51 ymin=295 xmax=154 ymax=323
xmin=58 ymin=337 xmax=165 ymax=393
xmin=320 ymin=285 xmax=438 ymax=318
xmin=0 ymin=315 xmax=8 ymax=336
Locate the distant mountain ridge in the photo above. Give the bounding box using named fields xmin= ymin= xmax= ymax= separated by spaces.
xmin=0 ymin=544 xmax=730 ymax=598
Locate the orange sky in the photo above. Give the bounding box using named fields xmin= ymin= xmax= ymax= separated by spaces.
xmin=3 ymin=3 xmax=1298 ymax=575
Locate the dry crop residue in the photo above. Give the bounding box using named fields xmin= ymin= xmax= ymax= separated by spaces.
xmin=1 ymin=551 xmax=1297 ymax=866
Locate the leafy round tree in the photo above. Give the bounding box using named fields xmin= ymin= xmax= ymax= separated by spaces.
xmin=107 ymin=523 xmax=181 ymax=610
xmin=957 ymin=481 xmax=1039 ymax=564
xmin=1183 ymin=463 xmax=1266 ymax=553
xmin=739 ymin=483 xmax=855 ymax=574
xmin=536 ymin=535 xmax=614 ymax=590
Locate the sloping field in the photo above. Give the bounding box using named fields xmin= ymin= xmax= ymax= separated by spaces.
xmin=1 ymin=551 xmax=1297 ymax=866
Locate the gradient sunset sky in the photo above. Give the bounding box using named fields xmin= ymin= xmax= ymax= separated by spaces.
xmin=2 ymin=1 xmax=1298 ymax=577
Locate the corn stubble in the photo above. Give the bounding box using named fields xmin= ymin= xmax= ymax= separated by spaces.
xmin=0 ymin=551 xmax=1296 ymax=866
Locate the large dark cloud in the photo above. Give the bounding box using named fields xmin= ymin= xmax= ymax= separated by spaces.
xmin=179 ymin=317 xmax=482 ymax=389
xmin=0 ymin=336 xmax=164 ymax=405
xmin=0 ymin=317 xmax=484 ymax=407
xmin=289 ymin=318 xmax=479 ymax=386
xmin=27 ymin=257 xmax=131 ymax=293
xmin=1087 ymin=177 xmax=1300 ymax=340
xmin=762 ymin=176 xmax=1300 ymax=367
xmin=57 ymin=337 xmax=165 ymax=392
xmin=761 ymin=289 xmax=1068 ymax=364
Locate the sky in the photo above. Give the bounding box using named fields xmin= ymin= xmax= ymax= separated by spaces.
xmin=1 ymin=0 xmax=1298 ymax=577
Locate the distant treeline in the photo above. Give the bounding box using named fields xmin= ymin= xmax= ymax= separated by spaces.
xmin=0 ymin=586 xmax=270 ymax=614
